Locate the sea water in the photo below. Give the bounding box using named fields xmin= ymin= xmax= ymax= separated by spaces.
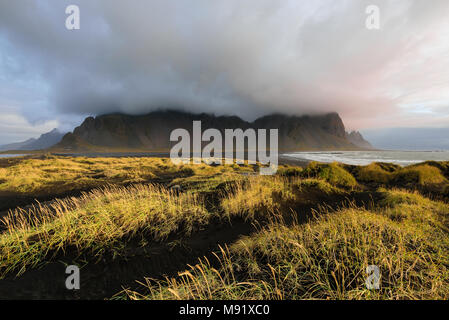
xmin=282 ymin=151 xmax=449 ymax=166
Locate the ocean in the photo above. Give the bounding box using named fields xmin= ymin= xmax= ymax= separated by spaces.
xmin=282 ymin=150 xmax=449 ymax=166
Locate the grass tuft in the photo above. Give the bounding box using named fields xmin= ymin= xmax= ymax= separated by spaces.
xmin=301 ymin=162 xmax=358 ymax=188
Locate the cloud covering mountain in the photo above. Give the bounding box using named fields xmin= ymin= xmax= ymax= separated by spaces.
xmin=1 ymin=0 xmax=449 ymax=145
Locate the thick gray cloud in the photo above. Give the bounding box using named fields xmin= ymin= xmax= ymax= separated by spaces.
xmin=1 ymin=0 xmax=449 ymax=145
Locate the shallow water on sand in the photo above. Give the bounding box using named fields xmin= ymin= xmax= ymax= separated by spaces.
xmin=283 ymin=151 xmax=449 ymax=166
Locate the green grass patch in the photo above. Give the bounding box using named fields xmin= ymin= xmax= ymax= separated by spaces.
xmin=356 ymin=163 xmax=394 ymax=184
xmin=301 ymin=162 xmax=358 ymax=188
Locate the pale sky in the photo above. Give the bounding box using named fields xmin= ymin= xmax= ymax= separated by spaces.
xmin=0 ymin=0 xmax=449 ymax=146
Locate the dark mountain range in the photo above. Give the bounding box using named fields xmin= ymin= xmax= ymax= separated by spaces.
xmin=0 ymin=129 xmax=66 ymax=151
xmin=54 ymin=110 xmax=372 ymax=152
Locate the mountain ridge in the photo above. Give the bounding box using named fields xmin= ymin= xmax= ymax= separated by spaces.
xmin=54 ymin=110 xmax=373 ymax=152
xmin=0 ymin=129 xmax=66 ymax=151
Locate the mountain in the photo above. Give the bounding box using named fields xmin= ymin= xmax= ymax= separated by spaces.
xmin=0 ymin=138 xmax=37 ymax=151
xmin=0 ymin=129 xmax=66 ymax=151
xmin=55 ymin=110 xmax=372 ymax=152
xmin=27 ymin=129 xmax=67 ymax=150
xmin=346 ymin=131 xmax=374 ymax=149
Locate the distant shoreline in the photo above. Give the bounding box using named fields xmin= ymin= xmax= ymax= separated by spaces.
xmin=0 ymin=151 xmax=310 ymax=168
xmin=54 ymin=152 xmax=312 ymax=167
xmin=1 ymin=149 xmax=448 ymax=168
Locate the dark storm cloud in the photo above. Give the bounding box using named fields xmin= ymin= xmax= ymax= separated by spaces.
xmin=0 ymin=0 xmax=449 ymax=141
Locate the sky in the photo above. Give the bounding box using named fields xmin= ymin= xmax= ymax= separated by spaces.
xmin=0 ymin=0 xmax=449 ymax=148
xmin=363 ymin=128 xmax=449 ymax=150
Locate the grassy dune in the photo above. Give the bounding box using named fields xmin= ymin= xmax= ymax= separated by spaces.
xmin=0 ymin=174 xmax=341 ymax=278
xmin=0 ymin=155 xmax=255 ymax=197
xmin=0 ymin=185 xmax=209 ymax=277
xmin=128 ymin=190 xmax=449 ymax=300
xmin=0 ymin=156 xmax=448 ymax=300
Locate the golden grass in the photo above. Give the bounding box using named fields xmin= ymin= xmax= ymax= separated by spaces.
xmin=220 ymin=177 xmax=293 ymax=221
xmin=0 ymin=156 xmax=254 ymax=197
xmin=356 ymin=163 xmax=393 ymax=184
xmin=1 ymin=157 xmax=449 ymax=300
xmin=394 ymin=164 xmax=448 ymax=187
xmin=301 ymin=162 xmax=358 ymax=188
xmin=128 ymin=189 xmax=449 ymax=300
xmin=220 ymin=176 xmax=344 ymax=221
xmin=0 ymin=174 xmax=340 ymax=279
xmin=356 ymin=162 xmax=447 ymax=185
xmin=0 ymin=184 xmax=208 ymax=278
xmin=0 ymin=168 xmax=346 ymax=280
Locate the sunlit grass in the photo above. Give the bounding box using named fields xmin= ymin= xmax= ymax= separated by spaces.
xmin=301 ymin=162 xmax=358 ymax=188
xmin=0 ymin=155 xmax=255 ymax=197
xmin=220 ymin=176 xmax=345 ymax=221
xmin=1 ymin=156 xmax=449 ymax=300
xmin=356 ymin=163 xmax=393 ymax=184
xmin=127 ymin=189 xmax=449 ymax=300
xmin=0 ymin=184 xmax=209 ymax=278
